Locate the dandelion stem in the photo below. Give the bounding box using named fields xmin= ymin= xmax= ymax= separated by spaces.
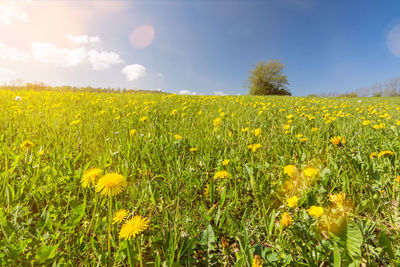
xmin=86 ymin=194 xmax=97 ymax=237
xmin=137 ymin=237 xmax=143 ymax=267
xmin=108 ymin=196 xmax=113 ymax=265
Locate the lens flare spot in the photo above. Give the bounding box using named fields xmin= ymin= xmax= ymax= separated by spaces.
xmin=130 ymin=25 xmax=155 ymax=49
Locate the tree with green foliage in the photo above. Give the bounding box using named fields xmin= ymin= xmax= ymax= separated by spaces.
xmin=247 ymin=59 xmax=291 ymax=96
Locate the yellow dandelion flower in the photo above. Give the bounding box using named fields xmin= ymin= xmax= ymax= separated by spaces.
xmin=204 ymin=183 xmax=209 ymax=197
xmin=330 ymin=136 xmax=346 ymax=146
xmin=280 ymin=212 xmax=293 ymax=227
xmin=286 ymin=196 xmax=298 ymax=207
xmin=38 ymin=150 xmax=45 ymax=156
xmin=113 ymin=209 xmax=129 ymax=224
xmin=329 ymin=192 xmax=346 ymax=208
xmin=303 ymin=167 xmax=319 ymax=178
xmin=377 ymin=150 xmax=394 ymax=158
xmin=129 ymin=129 xmax=137 ymax=137
xmin=369 ymin=152 xmax=378 ymax=159
xmin=252 ymin=255 xmax=262 ymax=267
xmin=241 ymin=127 xmax=249 ymax=133
xmin=254 ymin=128 xmax=262 ymax=137
xmin=396 ymin=176 xmax=400 ymax=183
xmin=249 ymin=143 xmax=262 ymax=152
xmin=119 ymin=215 xmax=149 ymax=240
xmin=283 ymin=165 xmax=296 ymax=178
xmin=81 ymin=168 xmax=103 ymax=188
xmin=213 ymin=117 xmax=222 ymax=126
xmin=222 ymin=159 xmax=230 ymax=166
xmin=311 ymin=127 xmax=319 ymax=132
xmin=139 ymin=116 xmax=147 ymax=122
xmin=362 ymin=120 xmax=371 ymax=125
xmin=20 ymin=140 xmax=34 ymax=150
xmin=174 ymin=134 xmax=182 ymax=140
xmin=95 ymin=173 xmax=126 ymax=197
xmin=70 ymin=120 xmax=80 ymax=125
xmin=214 ymin=170 xmax=230 ymax=179
xmin=300 ymin=137 xmax=308 ymax=143
xmin=307 ymin=206 xmax=324 ymax=218
xmin=189 ymin=147 xmax=197 ymax=152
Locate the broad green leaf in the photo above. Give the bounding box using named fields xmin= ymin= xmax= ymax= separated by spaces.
xmin=346 ymin=220 xmax=362 ymax=260
xmin=200 ymin=224 xmax=215 ymax=252
xmin=35 ymin=244 xmax=59 ymax=263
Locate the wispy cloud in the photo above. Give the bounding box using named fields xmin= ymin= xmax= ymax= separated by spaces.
xmin=179 ymin=90 xmax=198 ymax=95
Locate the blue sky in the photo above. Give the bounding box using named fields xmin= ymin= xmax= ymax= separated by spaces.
xmin=0 ymin=0 xmax=400 ymax=96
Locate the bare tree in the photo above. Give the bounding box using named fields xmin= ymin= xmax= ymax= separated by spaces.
xmin=384 ymin=77 xmax=400 ymax=96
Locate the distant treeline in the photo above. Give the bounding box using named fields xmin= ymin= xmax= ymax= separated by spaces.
xmin=0 ymin=81 xmax=165 ymax=94
xmin=310 ymin=76 xmax=400 ymax=98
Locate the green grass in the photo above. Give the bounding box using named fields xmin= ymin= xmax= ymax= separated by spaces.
xmin=0 ymin=89 xmax=400 ymax=266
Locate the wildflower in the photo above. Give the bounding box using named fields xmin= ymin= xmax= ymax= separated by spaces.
xmin=81 ymin=168 xmax=103 ymax=188
xmin=311 ymin=127 xmax=319 ymax=132
xmin=221 ymin=237 xmax=229 ymax=251
xmin=174 ymin=134 xmax=182 ymax=140
xmin=248 ymin=143 xmax=262 ymax=152
xmin=214 ymin=170 xmax=230 ymax=179
xmin=95 ymin=173 xmax=126 ymax=197
xmin=70 ymin=120 xmax=80 ymax=125
xmin=396 ymin=176 xmax=400 ymax=183
xmin=307 ymin=206 xmax=324 ymax=218
xmin=330 ymin=136 xmax=346 ymax=146
xmin=139 ymin=116 xmax=147 ymax=122
xmin=369 ymin=152 xmax=378 ymax=159
xmin=129 ymin=129 xmax=137 ymax=137
xmin=283 ymin=124 xmax=290 ymax=130
xmin=38 ymin=150 xmax=45 ymax=156
xmin=286 ymin=196 xmax=298 ymax=207
xmin=254 ymin=128 xmax=262 ymax=137
xmin=300 ymin=137 xmax=308 ymax=143
xmin=20 ymin=140 xmax=34 ymax=150
xmin=283 ymin=165 xmax=296 ymax=178
xmin=377 ymin=150 xmax=394 ymax=158
xmin=280 ymin=212 xmax=293 ymax=227
xmin=252 ymin=255 xmax=262 ymax=267
xmin=329 ymin=192 xmax=346 ymax=208
xmin=204 ymin=183 xmax=209 ymax=197
xmin=296 ymin=134 xmax=303 ymax=138
xmin=362 ymin=120 xmax=371 ymax=125
xmin=189 ymin=147 xmax=197 ymax=152
xmin=213 ymin=117 xmax=222 ymax=126
xmin=286 ymin=114 xmax=294 ymax=119
xmin=119 ymin=215 xmax=149 ymax=240
xmin=113 ymin=209 xmax=129 ymax=224
xmin=241 ymin=127 xmax=249 ymax=133
xmin=222 ymin=159 xmax=230 ymax=166
xmin=303 ymin=167 xmax=319 ymax=178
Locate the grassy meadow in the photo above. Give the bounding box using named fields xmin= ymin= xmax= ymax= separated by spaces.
xmin=1 ymin=88 xmax=400 ymax=266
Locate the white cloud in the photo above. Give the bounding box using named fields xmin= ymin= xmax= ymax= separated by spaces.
xmin=66 ymin=34 xmax=101 ymax=45
xmin=87 ymin=49 xmax=123 ymax=70
xmin=0 ymin=42 xmax=29 ymax=62
xmin=179 ymin=90 xmax=198 ymax=95
xmin=31 ymin=42 xmax=87 ymax=67
xmin=214 ymin=91 xmax=226 ymax=96
xmin=0 ymin=0 xmax=30 ymax=25
xmin=122 ymin=64 xmax=146 ymax=81
xmin=31 ymin=42 xmax=122 ymax=70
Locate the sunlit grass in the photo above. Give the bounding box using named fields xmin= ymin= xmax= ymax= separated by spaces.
xmin=0 ymin=89 xmax=399 ymax=265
